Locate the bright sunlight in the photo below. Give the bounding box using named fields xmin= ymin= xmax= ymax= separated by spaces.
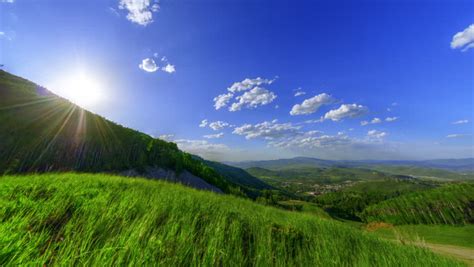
xmin=48 ymin=71 xmax=104 ymax=109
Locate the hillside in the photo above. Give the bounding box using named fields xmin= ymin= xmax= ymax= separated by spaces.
xmin=0 ymin=173 xmax=463 ymax=266
xmin=0 ymin=70 xmax=271 ymax=196
xmin=360 ymin=183 xmax=474 ymax=225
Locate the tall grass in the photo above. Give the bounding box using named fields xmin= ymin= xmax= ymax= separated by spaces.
xmin=0 ymin=173 xmax=464 ymax=266
xmin=360 ymin=183 xmax=474 ymax=225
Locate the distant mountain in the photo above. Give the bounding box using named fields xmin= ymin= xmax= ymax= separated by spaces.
xmin=354 ymin=158 xmax=474 ymax=172
xmin=229 ymin=157 xmax=474 ymax=176
xmin=0 ymin=70 xmax=271 ymax=196
xmin=229 ymin=157 xmax=336 ymax=170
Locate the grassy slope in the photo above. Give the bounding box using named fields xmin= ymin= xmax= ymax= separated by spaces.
xmin=0 ymin=70 xmax=273 ymax=196
xmin=314 ymin=179 xmax=435 ymax=221
xmin=370 ymin=225 xmax=474 ymax=248
xmin=360 ymin=183 xmax=474 ymax=225
xmin=0 ymin=173 xmax=463 ymax=266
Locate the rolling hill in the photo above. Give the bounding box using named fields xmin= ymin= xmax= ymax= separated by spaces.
xmin=231 ymin=157 xmax=474 ymax=180
xmin=0 ymin=70 xmax=270 ymax=197
xmin=360 ymin=183 xmax=474 ymax=225
xmin=0 ymin=173 xmax=463 ymax=266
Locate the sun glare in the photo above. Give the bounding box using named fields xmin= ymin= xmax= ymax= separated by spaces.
xmin=49 ymin=72 xmax=104 ymax=109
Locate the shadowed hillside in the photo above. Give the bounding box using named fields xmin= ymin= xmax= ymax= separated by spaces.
xmin=0 ymin=70 xmax=270 ymax=196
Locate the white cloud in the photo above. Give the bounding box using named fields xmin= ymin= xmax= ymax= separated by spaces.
xmin=118 ymin=0 xmax=159 ymax=26
xmin=268 ymin=130 xmax=352 ymax=149
xmin=451 ymin=24 xmax=474 ymax=51
xmin=203 ymin=132 xmax=224 ymax=139
xmin=367 ymin=130 xmax=387 ymax=139
xmin=213 ymin=93 xmax=234 ymax=110
xmin=139 ymin=58 xmax=159 ymax=72
xmin=385 ymin=117 xmax=399 ymax=122
xmin=174 ymin=139 xmax=230 ymax=159
xmin=446 ymin=134 xmax=471 ymax=138
xmin=0 ymin=31 xmax=13 ymax=41
xmin=305 ymin=118 xmax=323 ymax=124
xmin=162 ymin=64 xmax=175 ymax=73
xmin=294 ymin=91 xmax=306 ymax=97
xmin=233 ymin=120 xmax=301 ymax=140
xmin=362 ymin=117 xmax=397 ymax=126
xmin=290 ymin=93 xmax=335 ymax=115
xmin=209 ymin=121 xmax=230 ymax=131
xmin=323 ymin=104 xmax=368 ymax=121
xmin=452 ymin=119 xmax=469 ymax=124
xmin=139 ymin=56 xmax=175 ymax=74
xmin=199 ymin=119 xmax=208 ymax=128
xmin=229 ymin=87 xmax=277 ymax=111
xmin=214 ymin=77 xmax=277 ymax=111
xmin=371 ymin=118 xmax=382 ymax=124
xmin=228 ymin=77 xmax=274 ymax=93
xmin=158 ymin=134 xmax=174 ymax=141
xmin=0 ymin=0 xmax=14 ymax=3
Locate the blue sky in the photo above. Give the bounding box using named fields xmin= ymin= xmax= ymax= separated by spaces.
xmin=1 ymin=0 xmax=473 ymax=161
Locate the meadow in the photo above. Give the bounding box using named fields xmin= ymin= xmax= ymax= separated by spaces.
xmin=0 ymin=173 xmax=464 ymax=266
xmin=360 ymin=183 xmax=474 ymax=225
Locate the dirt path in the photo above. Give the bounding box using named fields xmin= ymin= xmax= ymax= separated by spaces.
xmin=415 ymin=242 xmax=474 ymax=266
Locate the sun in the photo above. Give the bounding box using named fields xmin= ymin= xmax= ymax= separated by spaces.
xmin=49 ymin=71 xmax=104 ymax=109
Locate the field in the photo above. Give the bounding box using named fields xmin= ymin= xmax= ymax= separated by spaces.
xmin=367 ymin=224 xmax=474 ymax=265
xmin=0 ymin=173 xmax=463 ymax=266
xmin=368 ymin=224 xmax=474 ymax=248
xmin=360 ymin=183 xmax=474 ymax=225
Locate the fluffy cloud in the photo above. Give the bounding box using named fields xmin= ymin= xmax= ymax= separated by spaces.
xmin=139 ymin=58 xmax=159 ymax=72
xmin=451 ymin=24 xmax=474 ymax=51
xmin=162 ymin=64 xmax=176 ymax=73
xmin=446 ymin=134 xmax=471 ymax=138
xmin=228 ymin=77 xmax=275 ymax=93
xmin=174 ymin=139 xmax=230 ymax=159
xmin=452 ymin=119 xmax=469 ymax=124
xmin=213 ymin=93 xmax=234 ymax=110
xmin=158 ymin=134 xmax=174 ymax=141
xmin=371 ymin=118 xmax=382 ymax=124
xmin=229 ymin=87 xmax=277 ymax=112
xmin=269 ymin=131 xmax=352 ymax=149
xmin=367 ymin=130 xmax=387 ymax=139
xmin=209 ymin=121 xmax=230 ymax=131
xmin=0 ymin=0 xmax=15 ymax=3
xmin=323 ymin=104 xmax=368 ymax=121
xmin=199 ymin=119 xmax=208 ymax=128
xmin=293 ymin=87 xmax=306 ymax=97
xmin=233 ymin=120 xmax=301 ymax=140
xmin=203 ymin=132 xmax=224 ymax=139
xmin=139 ymin=55 xmax=175 ymax=73
xmin=385 ymin=117 xmax=399 ymax=122
xmin=290 ymin=93 xmax=335 ymax=115
xmin=362 ymin=117 xmax=397 ymax=126
xmin=214 ymin=77 xmax=277 ymax=111
xmin=118 ymin=0 xmax=159 ymax=26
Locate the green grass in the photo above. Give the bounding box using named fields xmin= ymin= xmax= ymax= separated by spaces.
xmin=360 ymin=183 xmax=474 ymax=225
xmin=0 ymin=173 xmax=464 ymax=266
xmin=277 ymin=200 xmax=331 ymax=218
xmin=370 ymin=225 xmax=474 ymax=248
xmin=313 ymin=179 xmax=435 ymax=221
